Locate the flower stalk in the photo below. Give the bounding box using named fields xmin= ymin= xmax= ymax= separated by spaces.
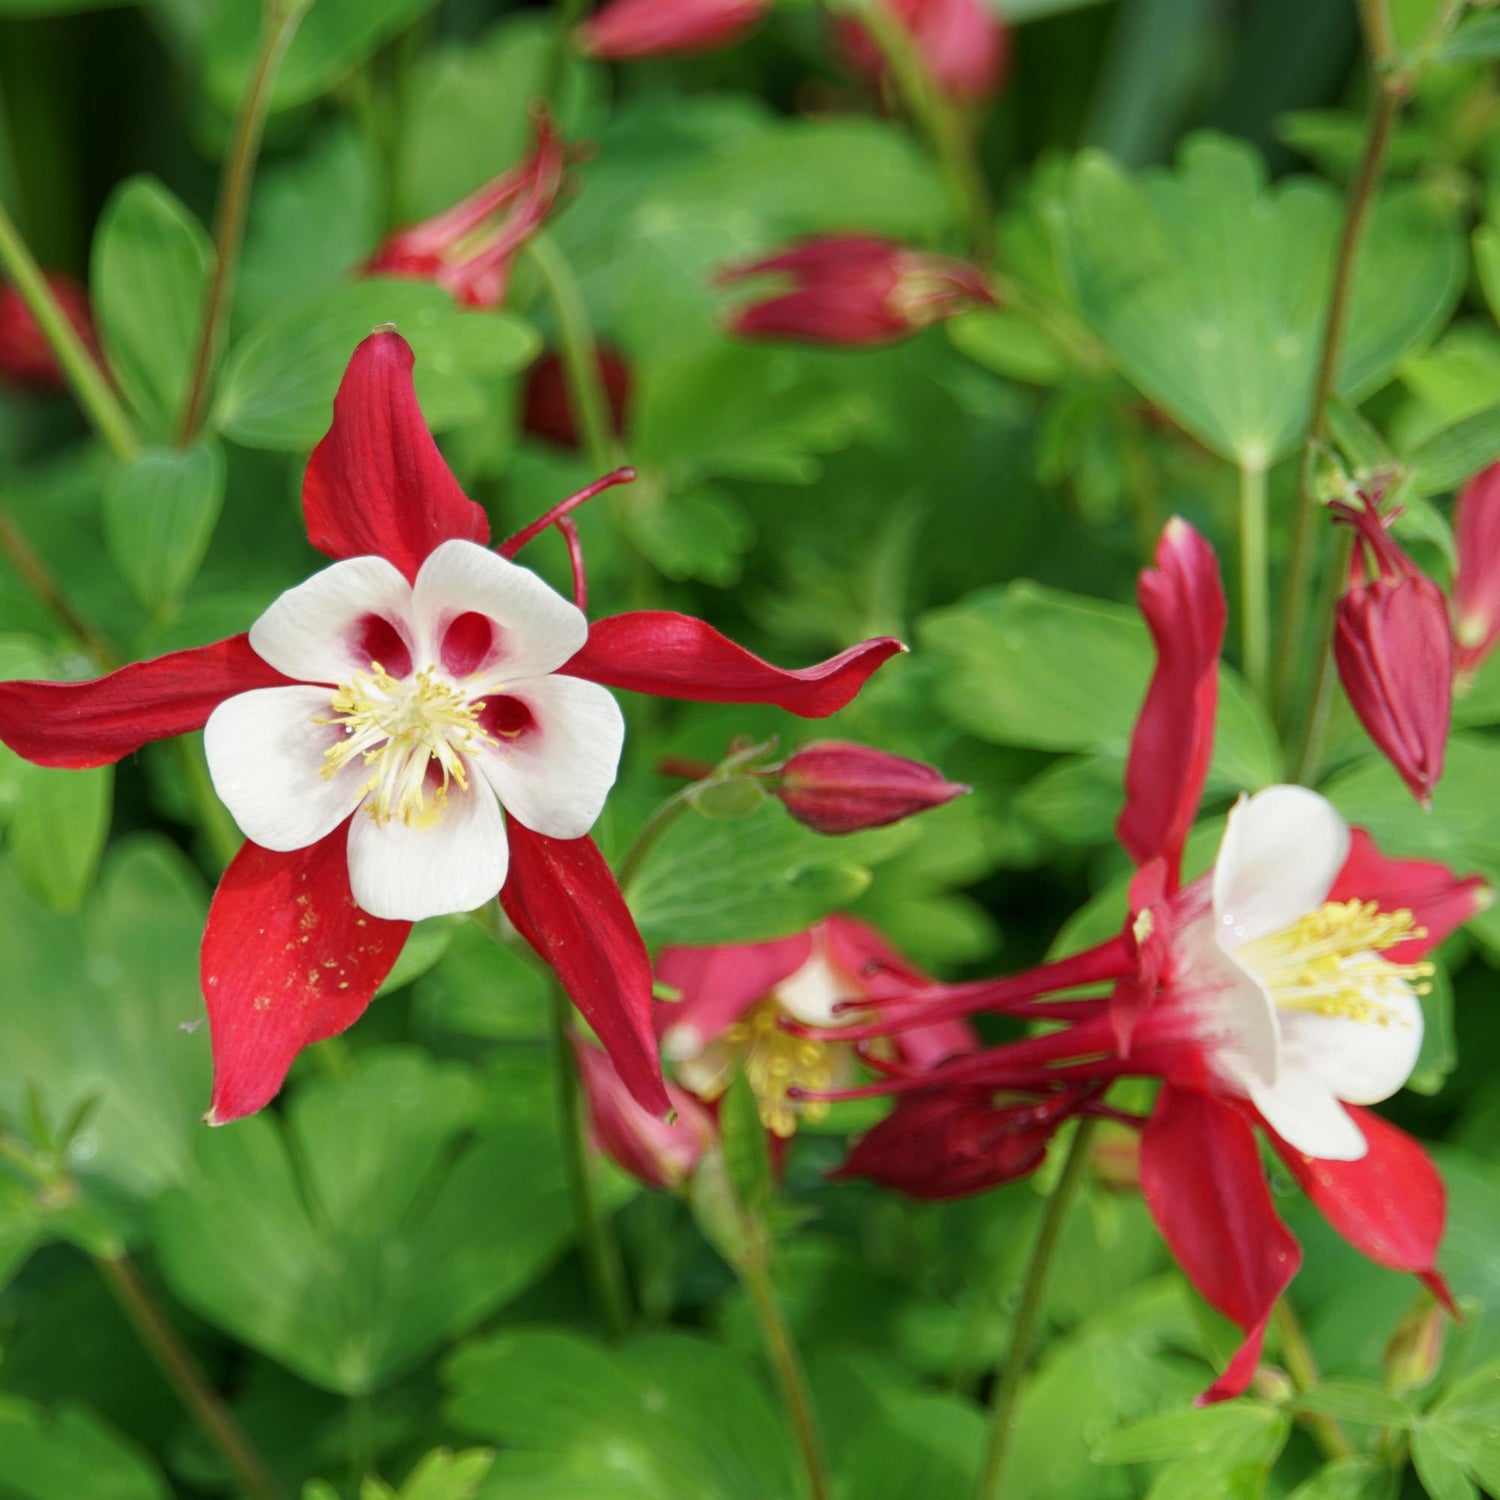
xmin=1271 ymin=1299 xmax=1357 ymax=1461
xmin=1239 ymin=456 xmax=1269 ymax=702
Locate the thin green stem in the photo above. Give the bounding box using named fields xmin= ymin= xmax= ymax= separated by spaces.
xmin=94 ymin=1252 xmax=283 ymax=1500
xmin=975 ymin=1119 xmax=1096 ymax=1500
xmin=836 ymin=0 xmax=993 ymax=262
xmin=1292 ymin=528 xmax=1354 ymax=784
xmin=738 ymin=1250 xmax=832 ymax=1500
xmin=176 ymin=736 xmax=243 ymax=872
xmin=176 ymin=0 xmax=308 ymax=446
xmin=616 ymin=786 xmax=695 ymax=897
xmin=1239 ymin=457 xmax=1269 ymax=702
xmin=0 ymin=202 xmax=139 ymax=463
xmin=1272 ymin=1299 xmax=1357 ymax=1461
xmin=1272 ymin=0 xmax=1402 ymax=725
xmin=544 ymin=0 xmax=593 ymax=100
xmin=548 ymin=986 xmax=631 ymax=1340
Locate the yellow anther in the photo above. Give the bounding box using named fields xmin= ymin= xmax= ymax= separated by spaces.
xmin=720 ymin=999 xmax=837 ymax=1138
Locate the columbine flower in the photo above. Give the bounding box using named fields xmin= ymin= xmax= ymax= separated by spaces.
xmin=772 ymin=739 xmax=968 ymax=833
xmin=1453 ymin=462 xmax=1500 ymax=688
xmin=659 ymin=915 xmax=972 ymax=1138
xmin=0 ymin=329 xmax=902 ymax=1125
xmin=717 ymin=236 xmax=992 ymax=347
xmin=825 ymin=518 xmax=1485 ymax=1401
xmin=0 ymin=273 xmax=98 ymax=391
xmin=1332 ymin=494 xmax=1453 ymax=807
xmin=578 ymin=0 xmax=768 ymax=58
xmin=837 ymin=0 xmax=1009 ymax=106
xmin=364 ymin=113 xmax=566 ymax=310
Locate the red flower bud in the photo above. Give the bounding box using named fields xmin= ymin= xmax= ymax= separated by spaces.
xmin=1453 ymin=462 xmax=1500 ymax=687
xmin=838 ymin=0 xmax=1009 ymax=106
xmin=0 ymin=273 xmax=98 ymax=391
xmin=579 ymin=0 xmax=767 ymax=59
xmin=365 ymin=112 xmax=567 ymax=310
xmin=521 ymin=347 xmax=632 ymax=451
xmin=718 ymin=235 xmax=993 ymax=347
xmin=774 ymin=740 xmax=968 ymax=834
xmin=1332 ymin=495 xmax=1453 ymax=808
xmin=574 ymin=1034 xmax=715 ymax=1190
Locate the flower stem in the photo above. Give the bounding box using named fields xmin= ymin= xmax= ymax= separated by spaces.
xmin=0 ymin=203 xmax=139 ymax=464
xmin=615 ymin=785 xmax=696 ymax=898
xmin=1271 ymin=0 xmax=1403 ymax=730
xmin=1271 ymin=1299 xmax=1357 ymax=1461
xmin=975 ymin=1118 xmax=1096 ymax=1500
xmin=176 ymin=0 xmax=309 ymax=446
xmin=93 ymin=1251 xmax=283 ymax=1500
xmin=737 ymin=1247 xmax=832 ymax=1500
xmin=548 ymin=985 xmax=631 ymax=1340
xmin=835 ymin=0 xmax=994 ymax=263
xmin=1238 ymin=456 xmax=1269 ymax=702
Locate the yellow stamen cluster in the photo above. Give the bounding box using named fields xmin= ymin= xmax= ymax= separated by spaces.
xmin=721 ymin=999 xmax=837 ymax=1138
xmin=1234 ymin=899 xmax=1432 ymax=1024
xmin=317 ymin=663 xmax=495 ymax=827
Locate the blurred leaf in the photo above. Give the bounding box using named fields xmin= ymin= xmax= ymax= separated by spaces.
xmin=1412 ymin=1426 xmax=1479 ymax=1500
xmin=215 ymin=280 xmax=539 ymax=449
xmin=1414 ymin=1362 xmax=1500 ymax=1496
xmin=8 ymin=764 xmax=112 ymax=914
xmin=1435 ymin=12 xmax=1500 ymax=63
xmin=1094 ymin=1402 xmax=1288 ymax=1465
xmin=101 ymin=444 xmax=225 ymax=617
xmin=412 ymin=925 xmax=549 ymax=1042
xmin=948 ymin=309 xmax=1072 ymax=386
xmin=1292 ymin=1379 xmax=1413 ymax=1426
xmin=1405 ymin=401 xmax=1500 ymax=497
xmin=91 ymin=176 xmax=212 ymax=440
xmin=0 ymin=1398 xmax=169 ymax=1500
xmin=1283 ymin=1461 xmax=1391 ymax=1500
xmin=153 ymin=1049 xmax=599 ymax=1394
xmin=1409 ymin=961 xmax=1456 ymax=1096
xmin=832 ymin=1394 xmax=982 ymax=1499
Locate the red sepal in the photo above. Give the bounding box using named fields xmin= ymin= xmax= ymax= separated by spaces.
xmin=1140 ymin=1084 xmax=1301 ymax=1403
xmin=0 ymin=635 xmax=287 ymax=768
xmin=202 ymin=828 xmax=411 ymax=1124
xmin=1117 ymin=519 xmax=1225 ymax=881
xmin=1267 ymin=1108 xmax=1455 ymax=1314
xmin=657 ymin=932 xmax=813 ymax=1048
xmin=566 ymin=612 xmax=903 ymax=718
xmin=301 ymin=331 xmax=490 ymax=581
xmin=500 ymin=822 xmax=670 ymax=1116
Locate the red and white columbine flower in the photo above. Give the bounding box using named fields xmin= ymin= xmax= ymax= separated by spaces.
xmin=0 ymin=329 xmax=901 ymax=1125
xmin=828 ymin=519 xmax=1485 ymax=1401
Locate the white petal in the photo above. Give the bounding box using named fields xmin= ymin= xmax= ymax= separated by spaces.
xmin=1212 ymin=785 xmax=1350 ymax=944
xmin=249 ymin=555 xmax=414 ymax=685
xmin=476 ymin=674 xmax=624 ymax=840
xmin=1171 ymin=901 xmax=1280 ymax=1089
xmin=774 ymin=951 xmax=861 ymax=1029
xmin=1249 ymin=1071 xmax=1368 ymax=1161
xmin=1279 ymin=980 xmax=1424 ymax=1106
xmin=411 ymin=539 xmax=588 ymax=683
xmin=346 ymin=779 xmax=508 ymax=921
xmin=204 ymin=686 xmax=366 ymax=852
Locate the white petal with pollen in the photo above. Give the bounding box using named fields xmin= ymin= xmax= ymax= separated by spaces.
xmin=412 ymin=540 xmax=588 ymax=683
xmin=205 ymin=686 xmax=367 ymax=851
xmin=1213 ymin=785 xmax=1350 ymax=944
xmin=1174 ymin=911 xmax=1280 ymax=1089
xmin=1249 ymin=1070 xmax=1368 ymax=1160
xmin=249 ymin=555 xmax=413 ymax=684
xmin=477 ymin=674 xmax=624 ymax=840
xmin=346 ymin=779 xmax=508 ymax=921
xmin=1279 ymin=981 xmax=1423 ymax=1106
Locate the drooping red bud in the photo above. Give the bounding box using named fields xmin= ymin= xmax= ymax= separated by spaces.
xmin=365 ymin=111 xmax=567 ymax=311
xmin=718 ymin=235 xmax=993 ymax=347
xmin=0 ymin=273 xmax=98 ymax=391
xmin=1453 ymin=463 xmax=1500 ymax=688
xmin=521 ymin=347 xmax=632 ymax=451
xmin=573 ymin=1034 xmax=715 ymax=1190
xmin=1331 ymin=495 xmax=1453 ymax=808
xmin=838 ymin=0 xmax=1009 ymax=106
xmin=774 ymin=740 xmax=968 ymax=834
xmin=579 ymin=0 xmax=768 ymax=59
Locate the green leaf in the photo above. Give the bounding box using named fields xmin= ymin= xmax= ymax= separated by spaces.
xmin=1435 ymin=11 xmax=1500 ymax=63
xmin=101 ymin=444 xmax=225 ymax=616
xmin=948 ymin=308 xmax=1072 ymax=386
xmin=1405 ymin=401 xmax=1500 ymax=497
xmin=1094 ymin=1402 xmax=1289 ymax=1465
xmin=1412 ymin=1426 xmax=1478 ymax=1500
xmin=91 ymin=176 xmax=212 ymax=439
xmin=387 ymin=1448 xmax=494 ymax=1500
xmin=1293 ymin=1379 xmax=1414 ymax=1426
xmin=153 ymin=1049 xmax=601 ymax=1394
xmin=627 ymin=799 xmax=909 ymax=946
xmin=719 ymin=1070 xmax=774 ymax=1224
xmin=8 ymin=764 xmax=112 ymax=914
xmin=0 ymin=1398 xmax=169 ymax=1500
xmin=215 ymin=280 xmax=539 ymax=450
xmin=918 ymin=580 xmax=1283 ymax=795
xmin=832 ymin=1394 xmax=983 ymax=1500
xmin=1284 ymin=1460 xmax=1395 ymax=1500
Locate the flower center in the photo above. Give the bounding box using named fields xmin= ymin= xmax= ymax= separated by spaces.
xmin=722 ymin=999 xmax=838 ymax=1138
xmin=318 ymin=662 xmax=495 ymax=827
xmin=1232 ymin=899 xmax=1432 ymax=1023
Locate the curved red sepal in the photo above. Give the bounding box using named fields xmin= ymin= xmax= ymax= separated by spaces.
xmin=202 ymin=828 xmax=411 ymax=1124
xmin=500 ymin=823 xmax=670 ymax=1116
xmin=0 ymin=635 xmax=287 ymax=768
xmin=301 ymin=330 xmax=490 ymax=581
xmin=564 ymin=612 xmax=903 ymax=718
xmin=1267 ymin=1108 xmax=1456 ymax=1314
xmin=1140 ymin=1084 xmax=1301 ymax=1403
xmin=1117 ymin=519 xmax=1225 ymax=882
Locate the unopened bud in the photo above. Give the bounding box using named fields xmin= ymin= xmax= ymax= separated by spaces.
xmin=838 ymin=0 xmax=1009 ymax=106
xmin=1089 ymin=1122 xmax=1142 ymax=1192
xmin=0 ymin=273 xmax=97 ymax=392
xmin=774 ymin=740 xmax=968 ymax=834
xmin=1454 ymin=462 xmax=1500 ymax=689
xmin=1383 ymin=1290 xmax=1446 ymax=1395
xmin=579 ymin=0 xmax=767 ymax=59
